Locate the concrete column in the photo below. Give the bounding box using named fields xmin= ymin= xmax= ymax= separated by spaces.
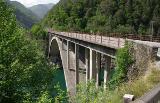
xmin=89 ymin=49 xmax=96 ymax=80
xmin=62 ymin=39 xmax=64 ymax=50
xmin=67 ymin=40 xmax=70 ymax=70
xmin=104 ymin=55 xmax=111 ymax=89
xmin=96 ymin=52 xmax=101 ymax=88
xmin=85 ymin=48 xmax=89 ymax=83
xmin=75 ymin=44 xmax=79 ymax=85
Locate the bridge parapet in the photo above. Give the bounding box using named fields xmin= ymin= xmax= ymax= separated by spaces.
xmin=49 ymin=30 xmax=160 ymax=50
xmin=49 ymin=31 xmax=125 ymax=49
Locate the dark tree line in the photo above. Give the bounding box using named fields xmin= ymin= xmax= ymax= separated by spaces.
xmin=43 ymin=0 xmax=160 ymax=36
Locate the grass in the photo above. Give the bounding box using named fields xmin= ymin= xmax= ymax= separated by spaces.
xmin=74 ymin=68 xmax=160 ymax=103
xmin=108 ymin=68 xmax=160 ymax=103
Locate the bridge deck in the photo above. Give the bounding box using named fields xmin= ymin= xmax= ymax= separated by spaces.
xmin=50 ymin=31 xmax=125 ymax=49
xmin=49 ymin=30 xmax=160 ymax=49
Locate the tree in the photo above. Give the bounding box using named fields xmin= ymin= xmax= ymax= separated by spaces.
xmin=0 ymin=1 xmax=56 ymax=102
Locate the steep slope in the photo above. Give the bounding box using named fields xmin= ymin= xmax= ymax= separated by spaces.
xmin=9 ymin=1 xmax=40 ymax=28
xmin=43 ymin=0 xmax=160 ymax=35
xmin=29 ymin=3 xmax=54 ymax=19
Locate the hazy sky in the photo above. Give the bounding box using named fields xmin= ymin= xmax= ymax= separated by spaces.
xmin=11 ymin=0 xmax=60 ymax=7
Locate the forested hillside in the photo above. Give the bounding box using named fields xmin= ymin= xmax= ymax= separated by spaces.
xmin=8 ymin=1 xmax=40 ymax=28
xmin=29 ymin=3 xmax=54 ymax=19
xmin=0 ymin=1 xmax=66 ymax=102
xmin=43 ymin=0 xmax=160 ymax=35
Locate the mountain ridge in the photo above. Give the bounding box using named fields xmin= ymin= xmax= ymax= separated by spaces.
xmin=29 ymin=3 xmax=54 ymax=19
xmin=8 ymin=1 xmax=40 ymax=28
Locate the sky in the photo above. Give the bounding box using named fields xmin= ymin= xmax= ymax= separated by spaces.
xmin=11 ymin=0 xmax=60 ymax=7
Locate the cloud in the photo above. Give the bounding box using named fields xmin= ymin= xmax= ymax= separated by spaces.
xmin=11 ymin=0 xmax=59 ymax=7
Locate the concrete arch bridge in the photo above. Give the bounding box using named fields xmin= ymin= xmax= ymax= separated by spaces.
xmin=48 ymin=31 xmax=160 ymax=96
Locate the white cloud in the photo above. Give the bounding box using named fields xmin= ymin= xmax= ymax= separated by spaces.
xmin=11 ymin=0 xmax=60 ymax=7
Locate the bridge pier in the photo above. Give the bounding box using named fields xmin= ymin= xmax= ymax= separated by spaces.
xmin=89 ymin=49 xmax=97 ymax=80
xmin=75 ymin=44 xmax=79 ymax=86
xmin=96 ymin=52 xmax=101 ymax=88
xmin=85 ymin=48 xmax=90 ymax=83
xmin=104 ymin=55 xmax=111 ymax=89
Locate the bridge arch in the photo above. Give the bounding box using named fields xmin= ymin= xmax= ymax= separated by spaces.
xmin=49 ymin=37 xmax=69 ymax=90
xmin=49 ymin=38 xmax=61 ymax=64
xmin=49 ymin=36 xmax=78 ymax=95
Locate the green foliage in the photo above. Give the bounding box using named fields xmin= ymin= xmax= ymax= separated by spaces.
xmin=0 ymin=1 xmax=59 ymax=103
xmin=74 ymin=69 xmax=160 ymax=103
xmin=37 ymin=91 xmax=52 ymax=103
xmin=31 ymin=24 xmax=47 ymax=40
xmin=54 ymin=84 xmax=68 ymax=103
xmin=114 ymin=25 xmax=135 ymax=34
xmin=43 ymin=0 xmax=160 ymax=35
xmin=109 ymin=42 xmax=133 ymax=89
xmin=74 ymin=81 xmax=106 ymax=103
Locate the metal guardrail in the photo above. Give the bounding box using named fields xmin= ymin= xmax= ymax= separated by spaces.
xmin=124 ymin=34 xmax=160 ymax=42
xmin=132 ymin=83 xmax=160 ymax=103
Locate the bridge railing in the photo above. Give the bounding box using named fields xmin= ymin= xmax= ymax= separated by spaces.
xmin=53 ymin=31 xmax=125 ymax=48
xmin=49 ymin=29 xmax=160 ymax=48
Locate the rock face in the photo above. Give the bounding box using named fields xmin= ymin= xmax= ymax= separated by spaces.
xmin=127 ymin=40 xmax=159 ymax=80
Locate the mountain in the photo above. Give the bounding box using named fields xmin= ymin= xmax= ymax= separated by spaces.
xmin=43 ymin=0 xmax=160 ymax=35
xmin=8 ymin=1 xmax=40 ymax=28
xmin=29 ymin=3 xmax=54 ymax=19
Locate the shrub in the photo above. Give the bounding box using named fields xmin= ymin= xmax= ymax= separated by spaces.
xmin=109 ymin=42 xmax=133 ymax=89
